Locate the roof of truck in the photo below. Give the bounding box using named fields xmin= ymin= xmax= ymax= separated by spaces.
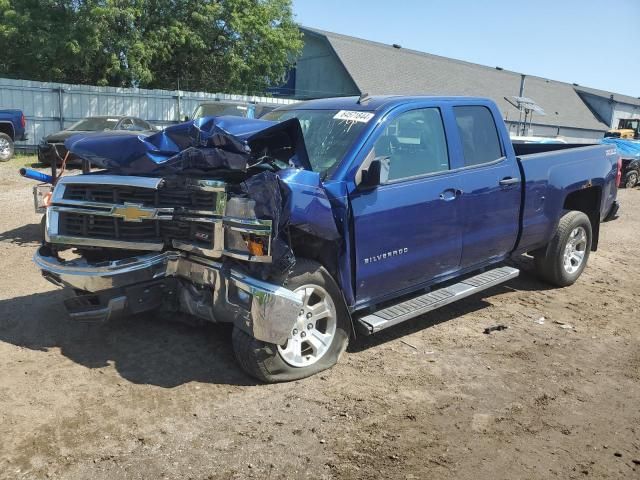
xmin=277 ymin=95 xmax=494 ymax=112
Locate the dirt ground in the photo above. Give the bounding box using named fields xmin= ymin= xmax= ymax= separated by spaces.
xmin=0 ymin=158 xmax=638 ymax=480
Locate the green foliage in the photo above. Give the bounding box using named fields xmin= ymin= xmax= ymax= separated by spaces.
xmin=0 ymin=0 xmax=302 ymax=94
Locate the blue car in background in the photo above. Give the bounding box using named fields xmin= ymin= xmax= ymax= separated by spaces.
xmin=33 ymin=95 xmax=620 ymax=382
xmin=0 ymin=108 xmax=28 ymax=161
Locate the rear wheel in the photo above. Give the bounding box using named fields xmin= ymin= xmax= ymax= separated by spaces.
xmin=624 ymin=170 xmax=638 ymax=189
xmin=0 ymin=133 xmax=14 ymax=161
xmin=534 ymin=211 xmax=592 ymax=287
xmin=232 ymin=258 xmax=350 ymax=383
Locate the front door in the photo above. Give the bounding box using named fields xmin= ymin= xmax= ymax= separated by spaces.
xmin=349 ymin=107 xmax=463 ymax=305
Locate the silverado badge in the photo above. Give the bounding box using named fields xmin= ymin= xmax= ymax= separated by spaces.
xmin=110 ymin=203 xmax=157 ymax=222
xmin=364 ymin=248 xmax=408 ymax=264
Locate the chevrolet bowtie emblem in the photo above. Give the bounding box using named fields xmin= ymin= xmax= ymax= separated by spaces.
xmin=111 ymin=203 xmax=157 ymax=222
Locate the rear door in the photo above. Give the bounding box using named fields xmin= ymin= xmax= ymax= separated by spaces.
xmin=452 ymin=105 xmax=521 ymax=268
xmin=349 ymin=106 xmax=463 ymax=305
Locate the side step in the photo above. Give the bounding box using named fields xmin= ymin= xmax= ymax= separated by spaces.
xmin=358 ymin=266 xmax=519 ymax=334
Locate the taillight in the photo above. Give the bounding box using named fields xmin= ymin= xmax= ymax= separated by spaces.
xmin=616 ymin=157 xmax=622 ymax=188
xmin=20 ymin=114 xmax=26 ymax=128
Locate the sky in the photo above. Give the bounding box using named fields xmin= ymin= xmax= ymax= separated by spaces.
xmin=292 ymin=0 xmax=640 ymax=98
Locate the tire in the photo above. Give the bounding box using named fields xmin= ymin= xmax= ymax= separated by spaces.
xmin=232 ymin=258 xmax=350 ymax=383
xmin=534 ymin=211 xmax=592 ymax=287
xmin=0 ymin=133 xmax=14 ymax=162
xmin=624 ymin=170 xmax=638 ymax=189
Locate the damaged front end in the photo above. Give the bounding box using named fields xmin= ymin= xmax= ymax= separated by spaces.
xmin=34 ymin=116 xmax=339 ymax=345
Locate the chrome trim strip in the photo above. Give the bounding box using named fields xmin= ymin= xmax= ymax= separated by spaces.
xmin=52 ymin=198 xmax=174 ymax=215
xmin=48 ymin=232 xmax=165 ymax=251
xmin=50 ymin=205 xmax=174 ymax=221
xmin=56 ymin=175 xmax=164 ymax=189
xmin=225 ymin=225 xmax=271 ymax=235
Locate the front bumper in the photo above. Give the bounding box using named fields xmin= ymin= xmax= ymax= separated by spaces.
xmin=34 ymin=246 xmax=302 ymax=344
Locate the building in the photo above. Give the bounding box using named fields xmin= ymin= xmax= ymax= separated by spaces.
xmin=574 ymin=86 xmax=640 ymax=131
xmin=293 ymin=27 xmax=638 ymax=143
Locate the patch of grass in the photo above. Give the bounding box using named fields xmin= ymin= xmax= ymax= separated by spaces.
xmin=2 ymin=154 xmax=47 ymax=170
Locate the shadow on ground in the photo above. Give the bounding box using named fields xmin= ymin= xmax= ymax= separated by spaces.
xmin=0 ymin=258 xmax=552 ymax=385
xmin=0 ymin=289 xmax=257 ymax=387
xmin=0 ymin=222 xmax=42 ymax=246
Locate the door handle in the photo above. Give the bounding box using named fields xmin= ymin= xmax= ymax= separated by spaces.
xmin=499 ymin=177 xmax=520 ymax=186
xmin=439 ymin=189 xmax=462 ymax=201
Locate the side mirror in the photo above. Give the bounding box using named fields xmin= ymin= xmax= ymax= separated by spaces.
xmin=359 ymin=156 xmax=390 ymax=189
xmin=183 ymin=115 xmax=190 ymax=122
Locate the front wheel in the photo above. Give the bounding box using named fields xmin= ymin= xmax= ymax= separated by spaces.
xmin=534 ymin=211 xmax=592 ymax=287
xmin=0 ymin=133 xmax=14 ymax=162
xmin=232 ymin=258 xmax=350 ymax=382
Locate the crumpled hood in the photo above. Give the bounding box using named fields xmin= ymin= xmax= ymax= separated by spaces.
xmin=64 ymin=116 xmax=311 ymax=173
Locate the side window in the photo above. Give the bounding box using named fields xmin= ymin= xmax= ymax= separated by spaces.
xmin=119 ymin=118 xmax=135 ymax=131
xmin=453 ymin=106 xmax=503 ymax=166
xmin=133 ymin=118 xmax=150 ymax=131
xmin=372 ymin=108 xmax=449 ymax=182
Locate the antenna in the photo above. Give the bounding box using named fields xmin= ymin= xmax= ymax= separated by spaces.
xmin=357 ymin=93 xmax=372 ymax=105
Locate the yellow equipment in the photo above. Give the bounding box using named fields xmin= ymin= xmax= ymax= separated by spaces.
xmin=605 ymin=118 xmax=640 ymax=139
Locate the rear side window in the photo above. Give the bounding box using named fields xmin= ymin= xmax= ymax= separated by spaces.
xmin=133 ymin=118 xmax=150 ymax=130
xmin=372 ymin=108 xmax=449 ymax=181
xmin=454 ymin=106 xmax=503 ymax=166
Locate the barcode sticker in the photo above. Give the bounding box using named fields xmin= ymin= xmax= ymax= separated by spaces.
xmin=333 ymin=110 xmax=375 ymax=123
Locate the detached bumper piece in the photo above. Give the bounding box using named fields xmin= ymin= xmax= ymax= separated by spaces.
xmin=34 ymin=246 xmax=302 ymax=345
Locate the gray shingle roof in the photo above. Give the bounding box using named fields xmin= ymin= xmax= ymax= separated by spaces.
xmin=302 ymin=27 xmax=609 ymax=132
xmin=574 ymin=85 xmax=640 ymax=107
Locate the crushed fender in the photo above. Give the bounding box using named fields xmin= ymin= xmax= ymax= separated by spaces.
xmin=62 ymin=115 xmax=340 ymax=281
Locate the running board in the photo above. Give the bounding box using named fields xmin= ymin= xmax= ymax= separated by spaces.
xmin=358 ymin=266 xmax=519 ymax=334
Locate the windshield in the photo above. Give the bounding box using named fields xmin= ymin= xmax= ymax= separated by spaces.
xmin=262 ymin=109 xmax=371 ymax=174
xmin=194 ymin=103 xmax=249 ymax=119
xmin=68 ymin=118 xmax=119 ymax=131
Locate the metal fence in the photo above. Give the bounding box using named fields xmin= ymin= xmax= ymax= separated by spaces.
xmin=0 ymin=77 xmax=297 ymax=150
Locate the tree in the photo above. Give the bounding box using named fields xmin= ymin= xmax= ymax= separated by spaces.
xmin=0 ymin=0 xmax=302 ymax=94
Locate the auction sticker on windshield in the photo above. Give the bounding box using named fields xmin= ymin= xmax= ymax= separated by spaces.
xmin=333 ymin=110 xmax=375 ymax=123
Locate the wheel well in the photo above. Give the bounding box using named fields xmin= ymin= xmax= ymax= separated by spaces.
xmin=0 ymin=122 xmax=15 ymax=140
xmin=289 ymin=228 xmax=340 ymax=282
xmin=563 ymin=186 xmax=601 ymax=251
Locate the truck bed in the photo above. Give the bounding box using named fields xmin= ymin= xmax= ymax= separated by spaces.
xmin=514 ymin=143 xmax=619 ymax=255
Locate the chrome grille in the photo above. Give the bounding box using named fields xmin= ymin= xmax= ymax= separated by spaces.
xmin=46 ymin=175 xmax=273 ymax=261
xmin=63 ymin=184 xmax=219 ymax=209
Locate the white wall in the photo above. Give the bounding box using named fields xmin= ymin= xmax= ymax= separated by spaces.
xmin=0 ymin=77 xmax=297 ymax=148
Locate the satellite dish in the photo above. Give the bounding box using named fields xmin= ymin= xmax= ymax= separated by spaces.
xmin=511 ymin=96 xmax=546 ymax=115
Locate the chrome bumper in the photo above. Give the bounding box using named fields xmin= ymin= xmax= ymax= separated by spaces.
xmin=34 ymin=247 xmax=302 ymax=344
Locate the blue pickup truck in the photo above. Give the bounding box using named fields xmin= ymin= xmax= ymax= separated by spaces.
xmin=33 ymin=95 xmax=620 ymax=382
xmin=0 ymin=109 xmax=28 ymax=161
